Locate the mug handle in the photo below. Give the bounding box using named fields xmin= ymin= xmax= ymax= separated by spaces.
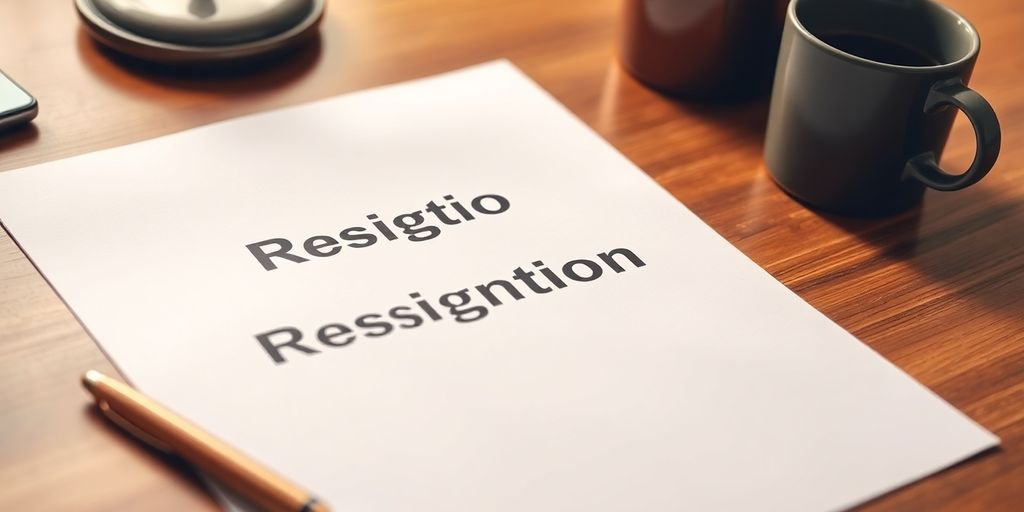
xmin=903 ymin=78 xmax=1001 ymax=191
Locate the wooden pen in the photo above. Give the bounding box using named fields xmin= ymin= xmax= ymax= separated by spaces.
xmin=82 ymin=370 xmax=328 ymax=512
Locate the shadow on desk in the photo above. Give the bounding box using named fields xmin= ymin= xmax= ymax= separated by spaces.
xmin=82 ymin=404 xmax=216 ymax=505
xmin=668 ymin=97 xmax=770 ymax=140
xmin=74 ymin=28 xmax=323 ymax=96
xmin=0 ymin=124 xmax=39 ymax=157
xmin=813 ymin=183 xmax=1024 ymax=322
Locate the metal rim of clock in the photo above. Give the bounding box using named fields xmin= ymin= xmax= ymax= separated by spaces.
xmin=74 ymin=0 xmax=326 ymax=65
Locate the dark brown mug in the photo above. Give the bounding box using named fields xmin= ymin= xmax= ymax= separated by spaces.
xmin=619 ymin=0 xmax=788 ymax=99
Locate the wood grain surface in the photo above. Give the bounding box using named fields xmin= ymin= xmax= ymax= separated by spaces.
xmin=1 ymin=0 xmax=1021 ymax=510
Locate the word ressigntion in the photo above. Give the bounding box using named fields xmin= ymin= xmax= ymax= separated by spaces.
xmin=255 ymin=247 xmax=648 ymax=364
xmin=245 ymin=193 xmax=511 ymax=271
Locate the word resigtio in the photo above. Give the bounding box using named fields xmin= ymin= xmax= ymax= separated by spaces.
xmin=246 ymin=193 xmax=510 ymax=271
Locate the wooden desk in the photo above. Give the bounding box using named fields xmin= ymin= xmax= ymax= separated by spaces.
xmin=1 ymin=0 xmax=1021 ymax=509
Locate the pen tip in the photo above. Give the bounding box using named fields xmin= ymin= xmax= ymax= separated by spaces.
xmin=82 ymin=370 xmax=104 ymax=391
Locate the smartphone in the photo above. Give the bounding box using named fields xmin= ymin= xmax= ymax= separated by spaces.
xmin=0 ymin=69 xmax=38 ymax=131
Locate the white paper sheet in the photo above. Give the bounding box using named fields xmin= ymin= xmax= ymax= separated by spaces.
xmin=0 ymin=61 xmax=997 ymax=511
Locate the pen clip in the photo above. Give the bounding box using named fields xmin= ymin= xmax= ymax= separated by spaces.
xmin=97 ymin=400 xmax=175 ymax=455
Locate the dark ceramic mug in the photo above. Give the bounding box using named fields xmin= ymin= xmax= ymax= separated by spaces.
xmin=764 ymin=0 xmax=1000 ymax=216
xmin=619 ymin=0 xmax=789 ymax=100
